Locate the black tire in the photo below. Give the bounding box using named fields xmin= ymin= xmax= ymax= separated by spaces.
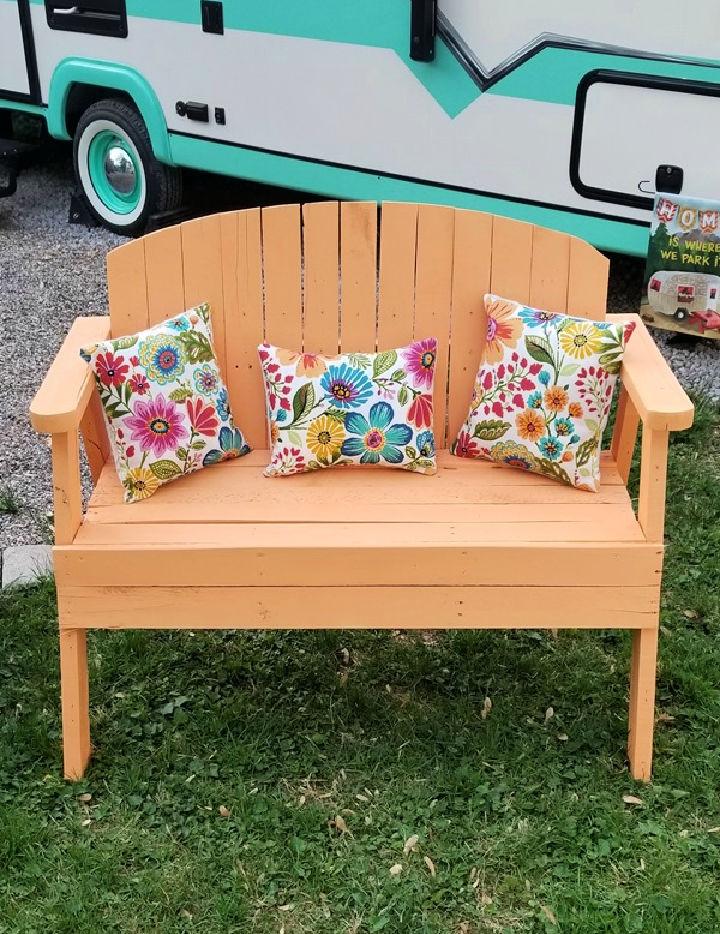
xmin=72 ymin=98 xmax=182 ymax=236
xmin=674 ymin=308 xmax=688 ymax=321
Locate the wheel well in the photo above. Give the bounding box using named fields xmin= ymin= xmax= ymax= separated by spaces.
xmin=64 ymin=85 xmax=136 ymax=136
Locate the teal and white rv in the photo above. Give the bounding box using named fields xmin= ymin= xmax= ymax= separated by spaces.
xmin=2 ymin=0 xmax=720 ymax=251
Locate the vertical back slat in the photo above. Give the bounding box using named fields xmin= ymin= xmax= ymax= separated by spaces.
xmin=107 ymin=239 xmax=149 ymax=336
xmin=340 ymin=202 xmax=378 ymax=353
xmin=262 ymin=204 xmax=303 ymax=349
xmin=180 ymin=215 xmax=227 ymax=375
xmin=529 ymin=226 xmax=570 ymax=313
xmin=377 ymin=203 xmax=418 ymax=350
xmin=489 ymin=215 xmax=533 ymax=303
xmin=447 ymin=210 xmax=493 ymax=444
xmin=143 ymin=226 xmax=186 ymax=325
xmin=567 ymin=238 xmax=609 ymax=321
xmin=302 ymin=201 xmax=339 ymax=353
xmin=224 ymin=209 xmax=266 ymax=449
xmin=413 ymin=204 xmax=455 ymax=445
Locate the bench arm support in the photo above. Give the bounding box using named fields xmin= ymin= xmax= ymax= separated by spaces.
xmin=30 ymin=316 xmax=111 ymax=545
xmin=609 ymin=315 xmax=694 ymax=544
xmin=610 ymin=314 xmax=694 ymax=432
xmin=30 ymin=316 xmax=110 ymax=434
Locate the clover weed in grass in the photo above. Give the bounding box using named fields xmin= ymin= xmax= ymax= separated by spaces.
xmin=0 ymin=485 xmax=21 ymax=516
xmin=0 ymin=397 xmax=719 ymax=933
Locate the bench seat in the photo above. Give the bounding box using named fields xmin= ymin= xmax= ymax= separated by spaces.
xmin=55 ymin=450 xmax=661 ymax=632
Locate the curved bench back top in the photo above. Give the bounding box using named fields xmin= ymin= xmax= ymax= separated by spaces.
xmin=106 ymin=202 xmax=609 ymax=449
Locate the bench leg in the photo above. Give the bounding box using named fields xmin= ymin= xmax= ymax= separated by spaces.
xmin=59 ymin=630 xmax=91 ymax=780
xmin=628 ymin=627 xmax=658 ymax=782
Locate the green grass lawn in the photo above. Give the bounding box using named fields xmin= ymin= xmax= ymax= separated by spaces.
xmin=1 ymin=401 xmax=719 ymax=934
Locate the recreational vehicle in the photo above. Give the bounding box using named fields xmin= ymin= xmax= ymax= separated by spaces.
xmin=2 ymin=0 xmax=720 ymax=249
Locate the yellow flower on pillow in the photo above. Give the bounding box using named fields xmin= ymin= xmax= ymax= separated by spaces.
xmin=559 ymin=321 xmax=603 ymax=360
xmin=307 ymin=414 xmax=345 ymax=460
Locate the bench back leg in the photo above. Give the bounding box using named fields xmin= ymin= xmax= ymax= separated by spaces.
xmin=59 ymin=630 xmax=91 ymax=780
xmin=628 ymin=626 xmax=659 ymax=782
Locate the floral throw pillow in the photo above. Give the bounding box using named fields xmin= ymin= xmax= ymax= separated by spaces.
xmin=451 ymin=295 xmax=635 ymax=491
xmin=258 ymin=339 xmax=438 ymax=477
xmin=80 ymin=304 xmax=250 ymax=502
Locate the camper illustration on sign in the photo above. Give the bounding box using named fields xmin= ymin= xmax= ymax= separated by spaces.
xmin=2 ymin=0 xmax=720 ymax=246
xmin=647 ymin=271 xmax=720 ymax=324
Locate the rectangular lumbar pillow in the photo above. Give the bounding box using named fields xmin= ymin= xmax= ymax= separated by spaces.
xmin=80 ymin=303 xmax=250 ymax=502
xmin=258 ymin=339 xmax=438 ymax=476
xmin=451 ymin=295 xmax=635 ymax=491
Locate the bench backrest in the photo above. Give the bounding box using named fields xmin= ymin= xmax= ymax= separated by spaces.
xmin=106 ymin=202 xmax=609 ymax=449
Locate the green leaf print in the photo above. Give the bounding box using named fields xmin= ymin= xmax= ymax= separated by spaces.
xmin=169 ymin=386 xmax=194 ymax=403
xmin=473 ymin=419 xmax=511 ymax=441
xmin=149 ymin=460 xmax=182 ymax=481
xmin=177 ymin=330 xmax=213 ymax=363
xmin=111 ymin=335 xmax=139 ymax=352
xmin=397 ymin=386 xmax=409 ymax=406
xmin=575 ymin=435 xmax=600 ymax=468
xmin=372 ymin=350 xmax=397 ymax=379
xmin=525 ymin=335 xmax=555 ymax=367
xmin=292 ymin=383 xmax=315 ymax=423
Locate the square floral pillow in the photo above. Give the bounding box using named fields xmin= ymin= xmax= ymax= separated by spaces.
xmin=81 ymin=303 xmax=250 ymax=502
xmin=451 ymin=295 xmax=635 ymax=491
xmin=258 ymin=339 xmax=438 ymax=477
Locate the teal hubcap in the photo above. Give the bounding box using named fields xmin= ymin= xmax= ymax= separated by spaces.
xmin=87 ymin=130 xmax=142 ymax=214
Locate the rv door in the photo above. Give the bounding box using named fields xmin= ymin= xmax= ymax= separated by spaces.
xmin=0 ymin=1 xmax=34 ymax=99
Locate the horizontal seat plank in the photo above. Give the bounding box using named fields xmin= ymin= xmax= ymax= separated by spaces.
xmin=85 ymin=451 xmax=639 ymax=541
xmin=55 ymin=541 xmax=663 ymax=588
xmin=58 ymin=585 xmax=660 ymax=631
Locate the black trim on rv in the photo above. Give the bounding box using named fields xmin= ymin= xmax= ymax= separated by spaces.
xmin=570 ymin=69 xmax=720 ymax=211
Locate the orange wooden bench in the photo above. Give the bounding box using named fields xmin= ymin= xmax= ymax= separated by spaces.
xmin=30 ymin=202 xmax=693 ymax=781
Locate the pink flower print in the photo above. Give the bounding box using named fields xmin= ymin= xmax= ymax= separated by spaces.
xmin=402 ymin=338 xmax=437 ymax=391
xmin=126 ymin=395 xmax=188 ymax=457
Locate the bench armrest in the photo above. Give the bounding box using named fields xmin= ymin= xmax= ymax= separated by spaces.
xmin=610 ymin=313 xmax=694 ymax=432
xmin=30 ymin=316 xmax=110 ymax=434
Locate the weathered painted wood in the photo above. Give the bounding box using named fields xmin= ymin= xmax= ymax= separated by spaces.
xmin=628 ymin=626 xmax=659 ymax=782
xmin=262 ymin=204 xmax=303 ymax=350
xmin=413 ymin=204 xmax=455 ymax=446
xmin=58 ymin=585 xmax=659 ymax=631
xmin=446 ymin=210 xmax=492 ymax=444
xmin=303 ymin=201 xmax=340 ymax=354
xmin=143 ymin=225 xmax=186 ymax=325
xmin=340 ymin=201 xmax=378 ymax=353
xmin=107 ymin=238 xmax=149 ymax=336
xmin=224 ymin=209 xmax=266 ymax=448
xmin=567 ymin=237 xmax=609 ymax=321
xmin=529 ymin=225 xmax=570 ymax=313
xmin=489 ymin=215 xmax=533 ymax=303
xmin=611 ymin=387 xmax=640 ymax=485
xmin=377 ymin=202 xmax=418 ymax=349
xmin=180 ymin=215 xmax=227 ymax=375
xmin=55 ymin=543 xmax=662 ymax=589
xmin=79 ymin=389 xmax=109 ymax=484
xmin=59 ymin=629 xmax=91 ymax=780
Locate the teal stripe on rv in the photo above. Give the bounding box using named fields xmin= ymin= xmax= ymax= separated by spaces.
xmin=27 ymin=0 xmax=720 ymax=110
xmin=168 ymin=131 xmax=651 ymax=256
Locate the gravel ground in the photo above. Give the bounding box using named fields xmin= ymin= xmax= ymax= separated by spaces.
xmin=1 ymin=154 xmax=719 ymax=547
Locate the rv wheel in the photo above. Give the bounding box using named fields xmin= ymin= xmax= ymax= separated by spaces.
xmin=674 ymin=308 xmax=688 ymax=321
xmin=73 ymin=99 xmax=182 ymax=235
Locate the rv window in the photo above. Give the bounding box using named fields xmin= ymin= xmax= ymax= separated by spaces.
xmin=45 ymin=0 xmax=127 ymax=37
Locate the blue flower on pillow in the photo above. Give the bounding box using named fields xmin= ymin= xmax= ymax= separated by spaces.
xmin=538 ymin=436 xmax=564 ymax=461
xmin=320 ymin=363 xmax=373 ymax=409
xmin=341 ymin=402 xmax=412 ymax=464
xmin=416 ymin=430 xmax=435 ymax=458
xmin=203 ymin=426 xmax=250 ymax=466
